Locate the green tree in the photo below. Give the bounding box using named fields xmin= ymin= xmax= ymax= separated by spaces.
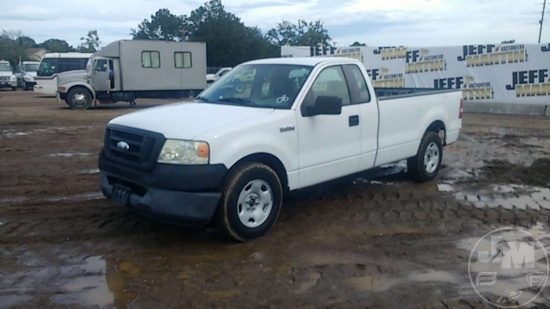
xmin=38 ymin=39 xmax=75 ymax=52
xmin=0 ymin=30 xmax=27 ymax=66
xmin=16 ymin=36 xmax=37 ymax=48
xmin=350 ymin=41 xmax=366 ymax=46
xmin=267 ymin=19 xmax=331 ymax=47
xmin=131 ymin=8 xmax=187 ymax=41
xmin=78 ymin=30 xmax=100 ymax=52
xmin=186 ymin=0 xmax=277 ymax=67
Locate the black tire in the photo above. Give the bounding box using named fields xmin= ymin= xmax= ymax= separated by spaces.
xmin=216 ymin=162 xmax=282 ymax=242
xmin=408 ymin=131 xmax=442 ymax=182
xmin=67 ymin=87 xmax=92 ymax=110
xmin=11 ymin=86 xmax=16 ymax=91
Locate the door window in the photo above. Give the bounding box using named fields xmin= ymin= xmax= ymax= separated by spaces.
xmin=343 ymin=64 xmax=371 ymax=104
xmin=308 ymin=66 xmax=351 ymax=106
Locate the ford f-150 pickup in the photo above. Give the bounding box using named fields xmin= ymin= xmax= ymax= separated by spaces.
xmin=99 ymin=57 xmax=463 ymax=241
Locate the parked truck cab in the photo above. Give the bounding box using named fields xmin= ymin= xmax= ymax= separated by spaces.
xmin=0 ymin=60 xmax=17 ymax=91
xmin=16 ymin=61 xmax=40 ymax=90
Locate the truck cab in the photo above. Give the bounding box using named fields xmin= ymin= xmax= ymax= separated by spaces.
xmin=0 ymin=60 xmax=17 ymax=91
xmin=16 ymin=61 xmax=40 ymax=90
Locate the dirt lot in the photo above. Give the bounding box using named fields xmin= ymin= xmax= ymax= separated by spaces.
xmin=1 ymin=90 xmax=549 ymax=308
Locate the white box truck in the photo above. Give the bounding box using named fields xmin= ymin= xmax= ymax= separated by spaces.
xmin=57 ymin=40 xmax=207 ymax=109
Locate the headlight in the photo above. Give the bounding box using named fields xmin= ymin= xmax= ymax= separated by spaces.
xmin=158 ymin=139 xmax=209 ymax=165
xmin=10 ymin=75 xmax=16 ymax=81
xmin=24 ymin=75 xmax=34 ymax=82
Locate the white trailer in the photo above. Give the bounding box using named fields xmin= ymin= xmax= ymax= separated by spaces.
xmin=58 ymin=40 xmax=207 ymax=109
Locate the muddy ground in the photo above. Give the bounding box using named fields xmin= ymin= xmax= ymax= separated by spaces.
xmin=0 ymin=90 xmax=549 ymax=308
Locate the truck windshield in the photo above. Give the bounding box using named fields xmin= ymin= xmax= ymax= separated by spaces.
xmin=23 ymin=63 xmax=39 ymax=72
xmin=197 ymin=64 xmax=313 ymax=109
xmin=37 ymin=58 xmax=56 ymax=76
xmin=0 ymin=63 xmax=11 ymax=71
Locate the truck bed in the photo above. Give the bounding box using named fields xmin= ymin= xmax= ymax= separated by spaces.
xmin=375 ymin=87 xmax=458 ymax=100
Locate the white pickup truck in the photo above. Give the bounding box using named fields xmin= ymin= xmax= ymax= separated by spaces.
xmin=99 ymin=57 xmax=462 ymax=241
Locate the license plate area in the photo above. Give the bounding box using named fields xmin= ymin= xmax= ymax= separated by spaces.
xmin=110 ymin=184 xmax=130 ymax=206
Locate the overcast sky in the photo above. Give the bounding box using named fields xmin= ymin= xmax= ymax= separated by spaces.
xmin=0 ymin=0 xmax=548 ymax=49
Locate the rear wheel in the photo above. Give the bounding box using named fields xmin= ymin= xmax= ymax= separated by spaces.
xmin=216 ymin=162 xmax=282 ymax=242
xmin=408 ymin=131 xmax=442 ymax=182
xmin=67 ymin=87 xmax=92 ymax=110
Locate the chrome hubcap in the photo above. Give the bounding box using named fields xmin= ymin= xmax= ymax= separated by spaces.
xmin=71 ymin=93 xmax=88 ymax=106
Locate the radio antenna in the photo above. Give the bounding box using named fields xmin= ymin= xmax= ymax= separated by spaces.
xmin=539 ymin=0 xmax=547 ymax=43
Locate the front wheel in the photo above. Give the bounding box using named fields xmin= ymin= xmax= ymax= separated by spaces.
xmin=408 ymin=131 xmax=442 ymax=182
xmin=216 ymin=162 xmax=282 ymax=242
xmin=66 ymin=87 xmax=92 ymax=110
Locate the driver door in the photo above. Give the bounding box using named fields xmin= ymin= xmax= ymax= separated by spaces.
xmin=296 ymin=65 xmax=361 ymax=188
xmin=91 ymin=58 xmax=110 ymax=92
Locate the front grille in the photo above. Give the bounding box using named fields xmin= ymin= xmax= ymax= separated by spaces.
xmin=0 ymin=76 xmax=9 ymax=81
xmin=104 ymin=125 xmax=165 ymax=171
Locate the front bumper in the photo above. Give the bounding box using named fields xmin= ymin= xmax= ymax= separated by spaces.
xmin=99 ymin=150 xmax=227 ymax=226
xmin=0 ymin=81 xmax=16 ymax=88
xmin=24 ymin=81 xmax=36 ymax=88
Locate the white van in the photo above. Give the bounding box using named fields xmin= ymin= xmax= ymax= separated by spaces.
xmin=34 ymin=53 xmax=92 ymax=96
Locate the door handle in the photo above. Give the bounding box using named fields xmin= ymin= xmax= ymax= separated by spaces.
xmin=349 ymin=115 xmax=359 ymax=127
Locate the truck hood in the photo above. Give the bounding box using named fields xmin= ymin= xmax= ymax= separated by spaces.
xmin=109 ymin=102 xmax=275 ymax=139
xmin=57 ymin=70 xmax=87 ymax=84
xmin=0 ymin=71 xmax=14 ymax=77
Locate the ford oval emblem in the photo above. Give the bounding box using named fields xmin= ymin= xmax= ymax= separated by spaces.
xmin=117 ymin=141 xmax=130 ymax=151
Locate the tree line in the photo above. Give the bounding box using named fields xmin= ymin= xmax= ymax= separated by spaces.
xmin=1 ymin=0 xmax=335 ymax=68
xmin=0 ymin=29 xmax=100 ymax=66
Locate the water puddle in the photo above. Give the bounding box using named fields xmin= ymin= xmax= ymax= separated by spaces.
xmin=439 ymin=183 xmax=550 ymax=210
xmin=2 ymin=127 xmax=91 ymax=139
xmin=44 ymin=192 xmax=104 ymax=202
xmin=51 ymin=255 xmax=139 ymax=308
xmin=2 ymin=130 xmax=28 ymax=138
xmin=0 ymin=192 xmax=104 ymax=207
xmin=0 ymin=196 xmax=28 ymax=206
xmin=408 ymin=270 xmax=458 ymax=283
xmin=79 ymin=168 xmax=100 ymax=175
xmin=457 ymin=224 xmax=550 ymax=306
xmin=347 ymin=275 xmax=398 ymax=291
xmin=46 ymin=152 xmax=92 ymax=158
xmin=347 ymin=270 xmax=459 ymax=293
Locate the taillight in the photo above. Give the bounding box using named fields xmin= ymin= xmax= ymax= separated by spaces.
xmin=459 ymin=98 xmax=464 ymax=119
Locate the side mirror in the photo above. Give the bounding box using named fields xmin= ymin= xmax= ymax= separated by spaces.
xmin=302 ymin=95 xmax=342 ymax=117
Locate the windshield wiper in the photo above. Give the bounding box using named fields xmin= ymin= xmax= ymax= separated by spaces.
xmin=194 ymin=96 xmax=210 ymax=103
xmin=217 ymin=97 xmax=259 ymax=107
